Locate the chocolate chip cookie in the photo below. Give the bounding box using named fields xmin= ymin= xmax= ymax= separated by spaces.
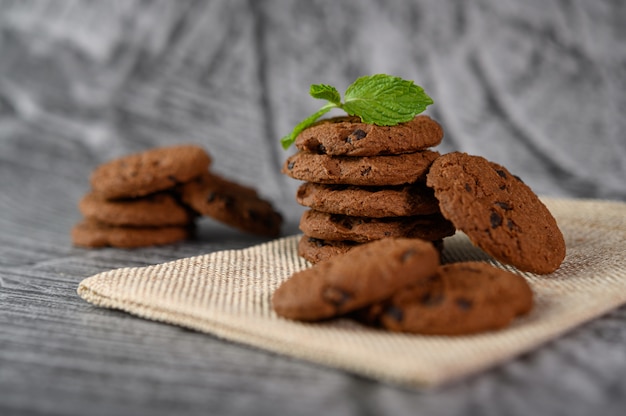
xmin=71 ymin=219 xmax=190 ymax=248
xmin=79 ymin=192 xmax=194 ymax=226
xmin=298 ymin=235 xmax=445 ymax=264
xmin=296 ymin=182 xmax=440 ymax=217
xmin=295 ymin=115 xmax=443 ymax=156
xmin=299 ymin=210 xmax=455 ymax=243
xmin=90 ymin=145 xmax=212 ymax=200
xmin=372 ymin=262 xmax=533 ymax=335
xmin=297 ymin=236 xmax=360 ymax=264
xmin=272 ymin=238 xmax=440 ymax=321
xmin=426 ymin=152 xmax=566 ymax=274
xmin=181 ymin=172 xmax=282 ymax=237
xmin=283 ymin=150 xmax=440 ymax=186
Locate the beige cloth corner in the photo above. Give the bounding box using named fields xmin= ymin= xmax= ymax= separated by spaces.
xmin=77 ymin=198 xmax=626 ymax=388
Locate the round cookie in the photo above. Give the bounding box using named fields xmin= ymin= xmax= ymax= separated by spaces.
xmin=90 ymin=145 xmax=212 ymax=200
xmin=376 ymin=262 xmax=533 ymax=335
xmin=79 ymin=192 xmax=194 ymax=226
xmin=71 ymin=220 xmax=190 ymax=248
xmin=426 ymin=152 xmax=565 ymax=274
xmin=297 ymin=236 xmax=361 ymax=264
xmin=299 ymin=210 xmax=455 ymax=243
xmin=282 ymin=150 xmax=440 ymax=186
xmin=298 ymin=235 xmax=444 ymax=264
xmin=296 ymin=182 xmax=440 ymax=217
xmin=181 ymin=172 xmax=282 ymax=237
xmin=272 ymin=238 xmax=441 ymax=321
xmin=295 ymin=115 xmax=444 ymax=156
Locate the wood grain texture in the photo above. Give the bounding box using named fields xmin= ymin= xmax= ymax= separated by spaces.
xmin=1 ymin=1 xmax=626 ymax=415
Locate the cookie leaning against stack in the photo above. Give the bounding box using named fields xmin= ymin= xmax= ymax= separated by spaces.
xmin=426 ymin=152 xmax=566 ymax=274
xmin=282 ymin=115 xmax=455 ymax=263
xmin=72 ymin=144 xmax=283 ymax=248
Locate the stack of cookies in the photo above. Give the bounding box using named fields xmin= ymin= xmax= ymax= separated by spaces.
xmin=72 ymin=144 xmax=282 ymax=248
xmin=281 ymin=115 xmax=456 ymax=263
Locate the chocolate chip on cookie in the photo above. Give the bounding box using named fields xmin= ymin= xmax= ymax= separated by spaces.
xmin=371 ymin=262 xmax=533 ymax=335
xmin=295 ymin=115 xmax=444 ymax=156
xmin=90 ymin=145 xmax=212 ymax=200
xmin=426 ymin=152 xmax=566 ymax=274
xmin=181 ymin=172 xmax=282 ymax=237
xmin=272 ymin=238 xmax=440 ymax=321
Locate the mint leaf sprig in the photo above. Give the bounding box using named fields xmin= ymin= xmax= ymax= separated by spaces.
xmin=280 ymin=74 xmax=434 ymax=150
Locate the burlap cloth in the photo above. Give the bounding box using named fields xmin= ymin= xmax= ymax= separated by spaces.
xmin=77 ymin=198 xmax=626 ymax=388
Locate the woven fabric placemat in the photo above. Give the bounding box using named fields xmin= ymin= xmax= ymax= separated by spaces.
xmin=77 ymin=198 xmax=626 ymax=388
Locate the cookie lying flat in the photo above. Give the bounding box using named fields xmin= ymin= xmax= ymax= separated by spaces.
xmin=299 ymin=210 xmax=455 ymax=243
xmin=370 ymin=262 xmax=533 ymax=335
xmin=79 ymin=192 xmax=194 ymax=226
xmin=426 ymin=152 xmax=566 ymax=274
xmin=181 ymin=172 xmax=282 ymax=237
xmin=297 ymin=236 xmax=360 ymax=264
xmin=295 ymin=115 xmax=443 ymax=156
xmin=90 ymin=145 xmax=212 ymax=200
xmin=272 ymin=238 xmax=440 ymax=321
xmin=71 ymin=220 xmax=190 ymax=248
xmin=282 ymin=150 xmax=440 ymax=186
xmin=296 ymin=182 xmax=440 ymax=217
xmin=298 ymin=235 xmax=444 ymax=264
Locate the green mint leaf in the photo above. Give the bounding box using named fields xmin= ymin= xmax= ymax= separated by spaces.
xmin=342 ymin=74 xmax=433 ymax=125
xmin=309 ymin=84 xmax=341 ymax=105
xmin=280 ymin=104 xmax=335 ymax=150
xmin=281 ymin=74 xmax=434 ymax=149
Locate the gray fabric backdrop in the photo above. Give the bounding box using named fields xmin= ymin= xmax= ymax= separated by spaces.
xmin=1 ymin=1 xmax=625 ymax=415
xmin=1 ymin=1 xmax=624 ymax=208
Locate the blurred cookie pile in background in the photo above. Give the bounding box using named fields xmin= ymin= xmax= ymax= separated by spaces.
xmin=72 ymin=145 xmax=282 ymax=248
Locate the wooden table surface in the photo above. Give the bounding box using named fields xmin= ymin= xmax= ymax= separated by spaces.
xmin=1 ymin=1 xmax=626 ymax=415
